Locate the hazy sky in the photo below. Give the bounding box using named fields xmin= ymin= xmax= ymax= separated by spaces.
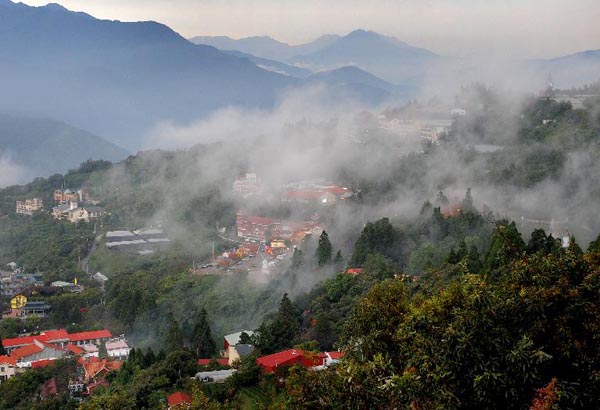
xmin=19 ymin=0 xmax=600 ymax=58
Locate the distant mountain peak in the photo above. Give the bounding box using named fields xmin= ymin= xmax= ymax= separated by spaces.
xmin=346 ymin=29 xmax=379 ymax=38
xmin=45 ymin=3 xmax=68 ymax=11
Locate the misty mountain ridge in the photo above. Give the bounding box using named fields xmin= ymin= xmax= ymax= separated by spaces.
xmin=221 ymin=49 xmax=313 ymax=78
xmin=0 ymin=0 xmax=297 ymax=149
xmin=189 ymin=33 xmax=341 ymax=61
xmin=0 ymin=113 xmax=128 ymax=183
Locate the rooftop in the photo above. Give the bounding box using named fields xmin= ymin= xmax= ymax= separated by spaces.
xmin=167 ymin=391 xmax=192 ymax=406
xmin=69 ymin=329 xmax=112 ymax=342
xmin=0 ymin=355 xmax=17 ymax=366
xmin=105 ymin=339 xmax=129 ymax=350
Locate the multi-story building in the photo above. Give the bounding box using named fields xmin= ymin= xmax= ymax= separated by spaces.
xmin=15 ymin=198 xmax=43 ymax=215
xmin=67 ymin=206 xmax=106 ymax=223
xmin=54 ymin=189 xmax=90 ymax=204
xmin=232 ymin=173 xmax=261 ymax=196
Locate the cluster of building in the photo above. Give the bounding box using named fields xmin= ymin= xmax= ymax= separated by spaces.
xmin=51 ymin=187 xmax=106 ymax=223
xmin=1 ymin=275 xmax=84 ymax=320
xmin=15 ymin=198 xmax=43 ymax=215
xmin=52 ymin=203 xmax=107 ymax=223
xmin=378 ymin=116 xmax=455 ymax=144
xmin=0 ymin=269 xmax=43 ymax=297
xmin=236 ymin=210 xmax=322 ymax=245
xmin=105 ymin=228 xmax=171 ymax=255
xmin=0 ymin=328 xmax=130 ymax=385
xmin=194 ymin=329 xmax=343 ymax=389
xmin=54 ymin=189 xmax=90 ymax=204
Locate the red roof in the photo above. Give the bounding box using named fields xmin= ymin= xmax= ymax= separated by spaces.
xmin=167 ymin=391 xmax=192 ymax=406
xmin=66 ymin=344 xmax=85 ymax=355
xmin=38 ymin=340 xmax=65 ymax=351
xmin=31 ymin=359 xmax=55 ymax=368
xmin=256 ymin=349 xmax=322 ymax=373
xmin=345 ymin=268 xmax=364 ymax=275
xmin=82 ymin=358 xmax=123 ymax=381
xmin=326 ymin=351 xmax=344 ymax=360
xmin=241 ymin=215 xmax=277 ymax=226
xmin=10 ymin=343 xmax=43 ymax=360
xmin=2 ymin=335 xmax=47 ymax=348
xmin=197 ymin=358 xmax=229 ymax=366
xmin=69 ymin=329 xmax=112 ymax=342
xmin=0 ymin=355 xmax=16 ymax=366
xmin=3 ymin=328 xmax=109 ymax=347
xmin=43 ymin=329 xmax=69 ymax=341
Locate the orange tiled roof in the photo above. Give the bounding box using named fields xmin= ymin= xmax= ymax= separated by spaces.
xmin=0 ymin=355 xmax=16 ymax=366
xmin=83 ymin=358 xmax=123 ymax=380
xmin=66 ymin=344 xmax=84 ymax=355
xmin=9 ymin=343 xmax=43 ymax=360
xmin=69 ymin=329 xmax=112 ymax=342
xmin=42 ymin=329 xmax=69 ymax=341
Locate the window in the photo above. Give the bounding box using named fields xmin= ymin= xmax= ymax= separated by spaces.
xmin=0 ymin=367 xmax=4 ymax=372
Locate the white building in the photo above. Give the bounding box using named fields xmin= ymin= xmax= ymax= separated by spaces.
xmin=0 ymin=356 xmax=17 ymax=383
xmin=106 ymin=338 xmax=131 ymax=360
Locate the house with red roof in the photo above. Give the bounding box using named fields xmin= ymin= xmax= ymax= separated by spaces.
xmin=82 ymin=358 xmax=123 ymax=383
xmin=0 ymin=355 xmax=18 ymax=382
xmin=256 ymin=349 xmax=324 ymax=373
xmin=256 ymin=349 xmax=344 ymax=373
xmin=167 ymin=391 xmax=192 ymax=409
xmin=344 ymin=268 xmax=364 ymax=275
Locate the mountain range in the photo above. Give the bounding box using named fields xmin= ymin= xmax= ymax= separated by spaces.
xmin=193 ymin=29 xmax=600 ymax=90
xmin=0 ymin=0 xmax=599 ymax=157
xmin=189 ymin=34 xmax=341 ymax=61
xmin=0 ymin=0 xmax=295 ymax=149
